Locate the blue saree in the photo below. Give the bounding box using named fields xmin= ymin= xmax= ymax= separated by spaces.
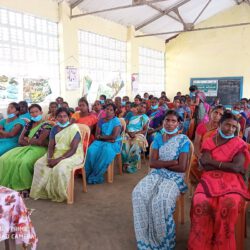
xmin=132 ymin=133 xmax=190 ymax=250
xmin=85 ymin=117 xmax=121 ymax=184
xmin=0 ymin=118 xmax=25 ymax=156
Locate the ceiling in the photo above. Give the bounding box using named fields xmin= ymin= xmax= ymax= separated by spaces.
xmin=61 ymin=0 xmax=248 ymax=40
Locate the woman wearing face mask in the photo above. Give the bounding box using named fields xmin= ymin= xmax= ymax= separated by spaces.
xmin=30 ymin=108 xmax=83 ymax=202
xmin=132 ymin=110 xmax=191 ymax=250
xmin=189 ymin=105 xmax=225 ymax=186
xmin=0 ymin=102 xmax=25 ymax=156
xmin=188 ymin=111 xmax=250 ymax=250
xmin=0 ymin=104 xmax=51 ymax=192
xmin=84 ymin=103 xmax=122 ymax=184
xmin=231 ymin=102 xmax=246 ymax=137
xmin=122 ymin=102 xmax=149 ymax=173
xmin=146 ymin=97 xmax=166 ymax=146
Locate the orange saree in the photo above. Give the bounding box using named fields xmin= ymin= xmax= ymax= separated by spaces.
xmin=71 ymin=112 xmax=97 ymax=150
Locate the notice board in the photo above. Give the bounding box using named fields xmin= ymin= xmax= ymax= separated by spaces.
xmin=190 ymin=77 xmax=243 ymax=106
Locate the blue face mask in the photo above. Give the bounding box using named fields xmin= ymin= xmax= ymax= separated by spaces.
xmin=163 ymin=127 xmax=179 ymax=135
xmin=57 ymin=121 xmax=70 ymax=128
xmin=122 ymin=101 xmax=126 ymax=106
xmin=218 ymin=128 xmax=234 ymax=139
xmin=231 ymin=110 xmax=240 ymax=115
xmin=7 ymin=113 xmax=16 ymax=119
xmin=190 ymin=92 xmax=195 ymax=98
xmin=31 ymin=115 xmax=42 ymax=122
xmin=144 ymin=98 xmax=148 ymax=101
xmin=151 ymin=104 xmax=158 ymax=110
xmin=247 ymin=104 xmax=250 ymax=108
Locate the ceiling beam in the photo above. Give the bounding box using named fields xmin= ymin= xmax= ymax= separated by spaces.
xmin=193 ymin=0 xmax=212 ymax=24
xmin=70 ymin=0 xmax=169 ymax=19
xmin=135 ymin=21 xmax=250 ymax=37
xmin=70 ymin=0 xmax=85 ymax=9
xmin=146 ymin=3 xmax=183 ymax=23
xmin=135 ymin=0 xmax=190 ymax=31
xmin=172 ymin=8 xmax=188 ymax=29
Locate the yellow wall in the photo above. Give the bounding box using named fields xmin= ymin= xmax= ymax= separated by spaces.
xmin=166 ymin=3 xmax=250 ymax=100
xmin=0 ymin=0 xmax=165 ymax=107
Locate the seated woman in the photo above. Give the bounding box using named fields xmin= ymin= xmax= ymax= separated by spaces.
xmin=45 ymin=101 xmax=58 ymax=125
xmin=231 ymin=102 xmax=246 ymax=137
xmin=30 ymin=107 xmax=83 ymax=202
xmin=189 ymin=105 xmax=225 ymax=185
xmin=122 ymin=102 xmax=149 ymax=173
xmin=84 ymin=103 xmax=121 ymax=184
xmin=146 ymin=97 xmax=166 ymax=146
xmin=0 ymin=104 xmax=51 ymax=191
xmin=91 ymin=100 xmax=106 ymax=120
xmin=71 ymin=97 xmax=97 ymax=148
xmin=188 ymin=111 xmax=250 ymax=250
xmin=18 ymin=101 xmax=31 ymax=122
xmin=0 ymin=102 xmax=25 ymax=156
xmin=132 ymin=110 xmax=190 ymax=250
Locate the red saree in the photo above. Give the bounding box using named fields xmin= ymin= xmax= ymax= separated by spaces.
xmin=188 ymin=136 xmax=250 ymax=250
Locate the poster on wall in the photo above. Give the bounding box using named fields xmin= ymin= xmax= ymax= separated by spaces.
xmin=65 ymin=66 xmax=79 ymax=90
xmin=23 ymin=78 xmax=52 ymax=103
xmin=192 ymin=79 xmax=218 ymax=97
xmin=131 ymin=73 xmax=139 ymax=98
xmin=0 ymin=75 xmax=20 ymax=105
xmin=96 ymin=71 xmax=125 ymax=100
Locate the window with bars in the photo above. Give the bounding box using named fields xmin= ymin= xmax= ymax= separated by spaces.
xmin=139 ymin=47 xmax=165 ymax=97
xmin=0 ymin=8 xmax=60 ymax=105
xmin=78 ymin=30 xmax=127 ymax=103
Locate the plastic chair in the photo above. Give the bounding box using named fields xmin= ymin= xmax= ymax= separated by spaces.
xmin=106 ymin=118 xmax=126 ymax=183
xmin=67 ymin=124 xmax=90 ymax=204
xmin=172 ymin=140 xmax=194 ymax=227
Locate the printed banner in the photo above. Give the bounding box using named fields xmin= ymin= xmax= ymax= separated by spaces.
xmin=23 ymin=78 xmax=52 ymax=103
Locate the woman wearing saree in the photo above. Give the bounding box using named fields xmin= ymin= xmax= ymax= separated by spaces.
xmin=188 ymin=111 xmax=250 ymax=250
xmin=30 ymin=107 xmax=83 ymax=202
xmin=189 ymin=105 xmax=225 ymax=185
xmin=71 ymin=97 xmax=97 ymax=148
xmin=0 ymin=104 xmax=51 ymax=191
xmin=91 ymin=100 xmax=106 ymax=120
xmin=0 ymin=102 xmax=25 ymax=156
xmin=45 ymin=101 xmax=58 ymax=125
xmin=146 ymin=97 xmax=166 ymax=146
xmin=84 ymin=103 xmax=121 ymax=184
xmin=132 ymin=110 xmax=190 ymax=250
xmin=122 ymin=102 xmax=149 ymax=173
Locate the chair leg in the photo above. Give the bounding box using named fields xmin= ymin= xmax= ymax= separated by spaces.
xmin=174 ymin=200 xmax=179 ymax=233
xmin=107 ymin=161 xmax=114 ymax=183
xmin=81 ymin=168 xmax=87 ymax=193
xmin=67 ymin=171 xmax=74 ymax=204
xmin=137 ymin=159 xmax=141 ymax=169
xmin=180 ymin=194 xmax=185 ymax=224
xmin=116 ymin=153 xmax=123 ymax=175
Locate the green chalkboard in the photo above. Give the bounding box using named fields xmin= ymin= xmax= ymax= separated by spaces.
xmin=190 ymin=77 xmax=243 ymax=106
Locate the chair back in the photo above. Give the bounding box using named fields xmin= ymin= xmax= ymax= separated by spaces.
xmin=76 ymin=123 xmax=91 ymax=165
xmin=185 ymin=139 xmax=194 ymax=184
xmin=119 ymin=118 xmax=126 ymax=135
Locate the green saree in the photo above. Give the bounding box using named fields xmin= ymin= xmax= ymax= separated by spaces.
xmin=0 ymin=122 xmax=51 ymax=190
